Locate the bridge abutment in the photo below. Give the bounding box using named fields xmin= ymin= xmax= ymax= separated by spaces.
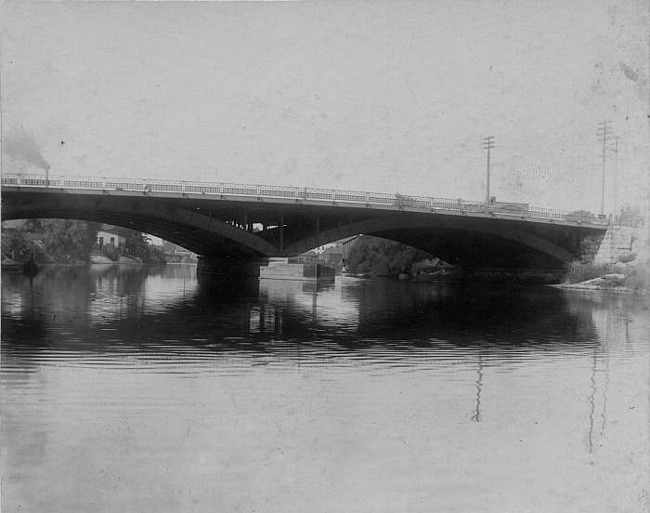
xmin=594 ymin=225 xmax=648 ymax=265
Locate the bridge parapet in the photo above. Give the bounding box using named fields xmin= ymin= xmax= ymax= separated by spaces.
xmin=1 ymin=173 xmax=608 ymax=228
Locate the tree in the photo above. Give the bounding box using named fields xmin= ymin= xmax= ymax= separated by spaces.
xmin=579 ymin=235 xmax=602 ymax=264
xmin=40 ymin=220 xmax=100 ymax=262
xmin=615 ymin=204 xmax=644 ymax=227
xmin=1 ymin=229 xmax=32 ymax=261
xmin=2 ymin=219 xmax=99 ymax=263
xmin=567 ymin=209 xmax=597 ymax=223
xmin=345 ymin=236 xmax=429 ymax=276
xmin=110 ymin=226 xmax=166 ymax=264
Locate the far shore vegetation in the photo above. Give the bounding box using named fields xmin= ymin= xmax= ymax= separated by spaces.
xmin=345 ymin=236 xmax=429 ymax=277
xmin=2 ymin=219 xmax=166 ymax=265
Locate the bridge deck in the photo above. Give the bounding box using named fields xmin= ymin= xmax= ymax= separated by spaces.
xmin=1 ymin=173 xmax=608 ymax=229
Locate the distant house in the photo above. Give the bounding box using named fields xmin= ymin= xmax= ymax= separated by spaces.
xmin=338 ymin=236 xmax=360 ymax=261
xmin=96 ymin=229 xmax=125 ymax=250
xmin=299 ymin=236 xmax=361 ymax=267
xmin=293 ymin=237 xmax=362 ymax=274
xmin=162 ymin=241 xmax=198 ymax=263
xmin=295 ymin=250 xmax=318 ymax=264
xmin=321 ymin=245 xmax=345 ymax=266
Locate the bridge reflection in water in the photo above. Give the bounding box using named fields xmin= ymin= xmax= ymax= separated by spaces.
xmin=0 ymin=264 xmax=622 ymax=355
xmin=1 ymin=265 xmax=647 ymax=513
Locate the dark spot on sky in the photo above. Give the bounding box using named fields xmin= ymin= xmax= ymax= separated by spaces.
xmin=619 ymin=61 xmax=639 ymax=82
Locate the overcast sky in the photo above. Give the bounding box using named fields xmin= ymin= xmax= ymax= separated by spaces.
xmin=2 ymin=0 xmax=648 ymax=212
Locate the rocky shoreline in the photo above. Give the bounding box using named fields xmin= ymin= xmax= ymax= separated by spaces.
xmin=553 ymin=272 xmax=646 ymax=294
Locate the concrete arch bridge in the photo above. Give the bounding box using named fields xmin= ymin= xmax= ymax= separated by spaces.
xmin=1 ymin=173 xmax=608 ymax=272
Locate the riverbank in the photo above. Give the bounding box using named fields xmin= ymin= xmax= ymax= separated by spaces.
xmin=1 ymin=258 xmax=90 ymax=272
xmin=1 ymin=259 xmax=164 ymax=274
xmin=552 ymin=280 xmax=638 ymax=294
xmin=90 ymin=254 xmax=143 ymax=265
xmin=554 ymin=261 xmax=650 ymax=294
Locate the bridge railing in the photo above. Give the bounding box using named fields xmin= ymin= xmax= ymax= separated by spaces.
xmin=1 ymin=173 xmax=608 ymax=226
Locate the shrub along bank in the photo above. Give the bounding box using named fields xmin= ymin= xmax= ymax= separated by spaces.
xmin=345 ymin=235 xmax=429 ymax=277
xmin=1 ymin=220 xmax=166 ymax=265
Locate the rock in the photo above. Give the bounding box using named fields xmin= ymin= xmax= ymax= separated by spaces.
xmin=543 ymin=273 xmax=557 ymax=284
xmin=581 ymin=277 xmax=607 ymax=287
xmin=602 ymin=273 xmax=626 ymax=285
xmin=618 ymin=251 xmax=637 ymax=263
xmin=1 ymin=258 xmax=22 ymax=269
xmin=90 ymin=255 xmax=114 ymax=264
xmin=118 ymin=256 xmax=141 ymax=264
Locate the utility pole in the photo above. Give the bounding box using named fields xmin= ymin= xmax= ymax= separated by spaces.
xmin=611 ymin=136 xmax=620 ymax=220
xmin=483 ymin=135 xmax=495 ymax=204
xmin=597 ymin=120 xmax=612 ymax=216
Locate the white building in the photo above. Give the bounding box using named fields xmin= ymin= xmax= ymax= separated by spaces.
xmin=96 ymin=229 xmax=125 ymax=249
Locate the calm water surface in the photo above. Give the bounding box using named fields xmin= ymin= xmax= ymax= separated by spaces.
xmin=2 ymin=264 xmax=649 ymax=512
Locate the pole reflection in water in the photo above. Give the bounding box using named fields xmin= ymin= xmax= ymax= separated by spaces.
xmin=1 ymin=266 xmax=649 ymax=513
xmin=588 ymin=348 xmax=597 ymax=454
xmin=470 ymin=351 xmax=484 ymax=423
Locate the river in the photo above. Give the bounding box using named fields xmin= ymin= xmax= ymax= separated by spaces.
xmin=1 ymin=264 xmax=648 ymax=512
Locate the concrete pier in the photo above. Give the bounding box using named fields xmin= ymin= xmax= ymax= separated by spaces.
xmin=259 ymin=258 xmax=336 ymax=281
xmin=197 ymin=256 xmax=266 ymax=277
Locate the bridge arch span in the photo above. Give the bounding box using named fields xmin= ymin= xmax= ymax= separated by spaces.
xmin=284 ymin=215 xmax=577 ymax=267
xmin=2 ymin=195 xmax=277 ymax=259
